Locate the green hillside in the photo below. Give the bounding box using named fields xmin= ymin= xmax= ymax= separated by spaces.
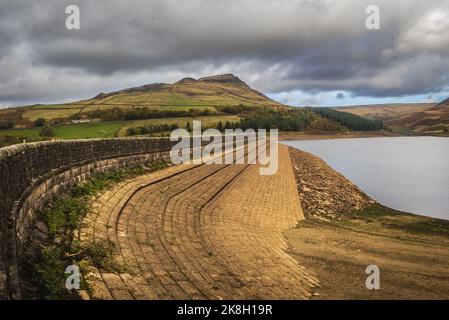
xmin=3 ymin=74 xmax=285 ymax=126
xmin=0 ymin=73 xmax=388 ymax=147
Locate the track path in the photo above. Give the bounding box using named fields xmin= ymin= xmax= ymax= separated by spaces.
xmin=79 ymin=144 xmax=319 ymax=299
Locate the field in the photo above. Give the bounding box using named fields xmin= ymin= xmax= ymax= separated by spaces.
xmin=23 ymin=107 xmax=83 ymax=121
xmin=0 ymin=127 xmax=42 ymax=138
xmin=0 ymin=115 xmax=240 ymax=145
xmin=51 ymin=122 xmax=124 ymax=139
xmin=0 ymin=121 xmax=123 ymax=141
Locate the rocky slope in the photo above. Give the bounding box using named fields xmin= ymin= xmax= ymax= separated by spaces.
xmin=288 ymin=147 xmax=374 ymax=220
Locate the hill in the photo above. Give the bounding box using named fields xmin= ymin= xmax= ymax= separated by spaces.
xmin=384 ymin=98 xmax=449 ymax=134
xmin=308 ymin=107 xmax=383 ymax=131
xmin=0 ymin=73 xmax=395 ymax=147
xmin=335 ymin=103 xmax=433 ymax=121
xmin=0 ymin=74 xmax=285 ymax=126
xmin=435 ymin=97 xmax=449 ymax=108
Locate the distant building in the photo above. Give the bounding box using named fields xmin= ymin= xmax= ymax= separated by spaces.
xmin=70 ymin=119 xmax=92 ymax=124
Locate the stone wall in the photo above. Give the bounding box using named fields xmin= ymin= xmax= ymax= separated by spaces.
xmin=0 ymin=138 xmax=176 ymax=299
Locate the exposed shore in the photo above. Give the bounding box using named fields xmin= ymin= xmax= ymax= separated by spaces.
xmin=286 ymin=146 xmax=449 ymax=299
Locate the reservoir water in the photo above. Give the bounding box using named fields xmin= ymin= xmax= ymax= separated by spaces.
xmin=284 ymin=137 xmax=449 ymax=220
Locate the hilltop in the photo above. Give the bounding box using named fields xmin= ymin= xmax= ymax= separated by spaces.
xmin=0 ymin=74 xmax=284 ymax=126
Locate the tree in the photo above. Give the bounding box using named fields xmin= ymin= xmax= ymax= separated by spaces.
xmin=217 ymin=121 xmax=224 ymax=131
xmin=35 ymin=118 xmax=46 ymax=127
xmin=126 ymin=128 xmax=137 ymax=136
xmin=307 ymin=107 xmax=383 ymax=131
xmin=0 ymin=120 xmax=14 ymax=129
xmin=69 ymin=113 xmax=81 ymax=120
xmin=40 ymin=126 xmax=55 ymax=137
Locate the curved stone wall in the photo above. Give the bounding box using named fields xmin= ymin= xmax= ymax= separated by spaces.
xmin=0 ymin=138 xmax=176 ymax=299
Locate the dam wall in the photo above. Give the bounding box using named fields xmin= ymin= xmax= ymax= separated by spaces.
xmin=0 ymin=138 xmax=177 ymax=299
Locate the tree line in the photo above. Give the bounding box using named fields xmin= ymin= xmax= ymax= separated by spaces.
xmin=236 ymin=109 xmax=344 ymax=132
xmin=307 ymin=107 xmax=383 ymax=131
xmin=125 ymin=109 xmax=351 ymax=136
xmin=87 ymin=107 xmax=219 ymax=121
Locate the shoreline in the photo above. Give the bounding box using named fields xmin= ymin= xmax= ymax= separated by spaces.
xmin=284 ymin=138 xmax=448 ymax=221
xmin=286 ymin=146 xmax=449 ymax=299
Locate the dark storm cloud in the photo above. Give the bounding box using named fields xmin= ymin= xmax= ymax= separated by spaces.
xmin=1 ymin=0 xmax=449 ymax=105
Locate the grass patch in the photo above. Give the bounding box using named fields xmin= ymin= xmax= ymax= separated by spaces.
xmin=31 ymin=161 xmax=168 ymax=299
xmin=0 ymin=122 xmax=123 ymax=147
xmin=32 ymin=247 xmax=78 ymax=300
xmin=297 ymin=203 xmax=449 ymax=241
xmin=79 ymin=240 xmax=125 ymax=272
xmin=343 ymin=203 xmax=449 ymax=238
xmin=0 ymin=133 xmax=46 ymax=148
xmin=45 ymin=197 xmax=89 ymax=239
xmin=346 ymin=203 xmax=403 ymax=218
xmin=1 ymin=121 xmax=123 ymax=140
xmin=0 ymin=127 xmax=41 ymax=138
xmin=51 ymin=122 xmax=124 ymax=139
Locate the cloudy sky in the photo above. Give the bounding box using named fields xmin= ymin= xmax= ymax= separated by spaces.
xmin=1 ymin=0 xmax=449 ymax=107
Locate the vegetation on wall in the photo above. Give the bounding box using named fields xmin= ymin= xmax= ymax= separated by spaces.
xmin=27 ymin=162 xmax=168 ymax=299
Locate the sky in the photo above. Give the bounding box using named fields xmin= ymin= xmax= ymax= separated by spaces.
xmin=1 ymin=0 xmax=449 ymax=107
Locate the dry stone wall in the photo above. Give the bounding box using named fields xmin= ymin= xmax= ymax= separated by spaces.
xmin=0 ymin=138 xmax=176 ymax=299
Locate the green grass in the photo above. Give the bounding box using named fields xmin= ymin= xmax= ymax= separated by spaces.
xmin=51 ymin=122 xmax=124 ymax=139
xmin=0 ymin=117 xmax=241 ymax=147
xmin=0 ymin=121 xmax=123 ymax=141
xmin=344 ymin=203 xmax=449 ymax=238
xmin=0 ymin=122 xmax=123 ymax=148
xmin=0 ymin=127 xmax=41 ymax=138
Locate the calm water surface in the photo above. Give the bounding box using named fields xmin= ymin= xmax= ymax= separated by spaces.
xmin=284 ymin=137 xmax=449 ymax=220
